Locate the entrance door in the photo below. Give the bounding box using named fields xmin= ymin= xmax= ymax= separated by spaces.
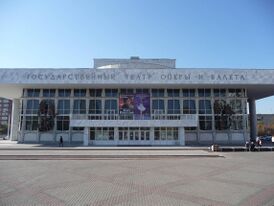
xmin=118 ymin=127 xmax=150 ymax=145
xmin=119 ymin=128 xmax=128 ymax=142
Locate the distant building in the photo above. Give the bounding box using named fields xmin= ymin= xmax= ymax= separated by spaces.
xmin=257 ymin=114 xmax=274 ymax=136
xmin=0 ymin=98 xmax=12 ymax=137
xmin=0 ymin=57 xmax=274 ymax=145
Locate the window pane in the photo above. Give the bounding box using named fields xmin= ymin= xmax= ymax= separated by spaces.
xmin=120 ymin=89 xmax=134 ymax=95
xmin=57 ymin=116 xmax=69 ymax=131
xmin=27 ymin=89 xmax=40 ymax=97
xmin=89 ymin=89 xmax=102 ymax=97
xmin=105 ymin=99 xmax=117 ymax=113
xmin=26 ymin=100 xmax=39 ymax=114
xmin=159 ymin=100 xmax=164 ymax=110
xmin=199 ymin=116 xmax=212 ymax=130
xmin=58 ymin=100 xmax=70 ymax=114
xmin=25 ymin=116 xmax=38 ymax=130
xmin=136 ymin=89 xmax=149 ymax=94
xmin=152 ymin=89 xmax=165 ymax=97
xmin=183 ymin=100 xmax=196 ymax=114
xmin=43 ymin=89 xmax=55 ymax=97
xmin=167 ymin=100 xmax=180 ymax=114
xmin=183 ymin=89 xmax=195 ymax=97
xmin=58 ymin=89 xmax=71 ymax=97
xmin=214 ymin=89 xmax=226 ymax=97
xmin=89 ymin=100 xmax=102 ymax=114
xmin=73 ymin=100 xmax=86 ymax=114
xmin=167 ymin=89 xmax=180 ymax=97
xmin=105 ymin=89 xmax=118 ymax=97
xmin=199 ymin=100 xmax=212 ymax=114
xmin=74 ymin=89 xmax=86 ymax=97
xmin=198 ymin=89 xmax=211 ymax=97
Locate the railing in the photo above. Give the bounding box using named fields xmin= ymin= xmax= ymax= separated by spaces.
xmin=70 ymin=111 xmax=197 ymax=121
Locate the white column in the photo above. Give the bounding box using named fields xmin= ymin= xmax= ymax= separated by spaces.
xmin=114 ymin=127 xmax=119 ymax=145
xmin=178 ymin=127 xmax=185 ymax=146
xmin=249 ymin=98 xmax=257 ymax=142
xmin=83 ymin=127 xmax=89 ymax=146
xmin=10 ymin=99 xmax=20 ymax=141
xmin=150 ymin=127 xmax=154 ymax=145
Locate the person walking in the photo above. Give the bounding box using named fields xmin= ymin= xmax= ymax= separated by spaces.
xmin=59 ymin=136 xmax=63 ymax=147
xmin=258 ymin=139 xmax=262 ymax=151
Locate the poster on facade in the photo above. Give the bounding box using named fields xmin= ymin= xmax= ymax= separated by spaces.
xmin=134 ymin=93 xmax=150 ymax=119
xmin=119 ymin=95 xmax=134 ymax=116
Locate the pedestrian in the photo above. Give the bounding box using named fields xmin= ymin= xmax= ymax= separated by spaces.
xmin=258 ymin=139 xmax=262 ymax=151
xmin=250 ymin=141 xmax=255 ymax=151
xmin=256 ymin=136 xmax=259 ymax=144
xmin=245 ymin=141 xmax=250 ymax=152
xmin=59 ymin=136 xmax=63 ymax=147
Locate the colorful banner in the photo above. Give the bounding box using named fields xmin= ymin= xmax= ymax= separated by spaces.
xmin=119 ymin=95 xmax=134 ymax=115
xmin=134 ymin=93 xmax=150 ymax=119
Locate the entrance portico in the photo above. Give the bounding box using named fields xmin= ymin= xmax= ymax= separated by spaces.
xmin=71 ymin=114 xmax=197 ymax=146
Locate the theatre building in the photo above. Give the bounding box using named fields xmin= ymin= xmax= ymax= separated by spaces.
xmin=0 ymin=57 xmax=274 ymax=146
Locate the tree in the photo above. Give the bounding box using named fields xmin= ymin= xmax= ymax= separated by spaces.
xmin=38 ymin=100 xmax=56 ymax=131
xmin=214 ymin=100 xmax=235 ymax=130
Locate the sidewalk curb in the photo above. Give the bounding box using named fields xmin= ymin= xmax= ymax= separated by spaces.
xmin=0 ymin=154 xmax=224 ymax=160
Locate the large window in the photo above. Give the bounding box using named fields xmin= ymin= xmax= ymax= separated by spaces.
xmin=229 ymin=99 xmax=242 ymax=114
xmin=228 ymin=89 xmax=242 ymax=97
xmin=214 ymin=100 xmax=228 ymax=130
xmin=58 ymin=89 xmax=71 ymax=97
xmin=152 ymin=89 xmax=165 ymax=97
xmin=152 ymin=99 xmax=165 ymax=114
xmin=74 ymin=89 xmax=86 ymax=97
xmin=120 ymin=89 xmax=134 ymax=95
xmin=183 ymin=100 xmax=196 ymax=114
xmin=90 ymin=127 xmax=114 ymax=141
xmin=104 ymin=99 xmax=117 ymax=116
xmin=136 ymin=89 xmax=149 ymax=94
xmin=198 ymin=89 xmax=211 ymax=97
xmin=25 ymin=116 xmax=38 ymax=130
xmin=57 ymin=116 xmax=69 ymax=131
xmin=39 ymin=100 xmax=55 ymax=115
xmin=43 ymin=89 xmax=55 ymax=97
xmin=105 ymin=89 xmax=118 ymax=97
xmin=230 ymin=116 xmax=243 ymax=130
xmin=89 ymin=89 xmax=102 ymax=97
xmin=73 ymin=100 xmax=86 ymax=114
xmin=199 ymin=116 xmax=212 ymax=130
xmin=89 ymin=100 xmax=102 ymax=114
xmin=26 ymin=89 xmax=40 ymax=97
xmin=167 ymin=100 xmax=180 ymax=114
xmin=199 ymin=100 xmax=212 ymax=114
xmin=154 ymin=127 xmax=178 ymax=140
xmin=58 ymin=100 xmax=70 ymax=114
xmin=214 ymin=89 xmax=226 ymax=97
xmin=26 ymin=100 xmax=39 ymax=114
xmin=182 ymin=89 xmax=195 ymax=97
xmin=167 ymin=89 xmax=180 ymax=97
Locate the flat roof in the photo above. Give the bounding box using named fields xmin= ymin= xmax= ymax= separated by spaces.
xmin=0 ymin=67 xmax=274 ymax=99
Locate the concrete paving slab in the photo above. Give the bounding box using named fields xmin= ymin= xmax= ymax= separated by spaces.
xmin=1 ymin=154 xmax=274 ymax=205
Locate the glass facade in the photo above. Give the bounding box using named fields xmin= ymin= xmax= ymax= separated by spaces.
xmin=20 ymin=88 xmax=248 ymax=144
xmin=0 ymin=98 xmax=12 ymax=135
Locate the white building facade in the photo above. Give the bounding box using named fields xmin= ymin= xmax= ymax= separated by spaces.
xmin=1 ymin=57 xmax=274 ymax=146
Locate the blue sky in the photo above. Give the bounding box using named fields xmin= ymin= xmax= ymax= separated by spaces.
xmin=0 ymin=0 xmax=274 ymax=113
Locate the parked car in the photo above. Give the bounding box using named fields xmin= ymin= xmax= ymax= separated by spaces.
xmin=260 ymin=135 xmax=272 ymax=142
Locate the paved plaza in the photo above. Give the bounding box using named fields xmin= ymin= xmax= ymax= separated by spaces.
xmin=0 ymin=146 xmax=274 ymax=206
